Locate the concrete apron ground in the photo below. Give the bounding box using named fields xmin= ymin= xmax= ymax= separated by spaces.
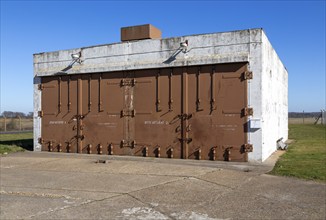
xmin=0 ymin=151 xmax=325 ymax=220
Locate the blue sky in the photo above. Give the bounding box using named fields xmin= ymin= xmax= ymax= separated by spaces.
xmin=1 ymin=0 xmax=325 ymax=113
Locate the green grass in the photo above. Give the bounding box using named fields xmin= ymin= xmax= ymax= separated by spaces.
xmin=270 ymin=124 xmax=326 ymax=182
xmin=0 ymin=132 xmax=33 ymax=154
xmin=0 ymin=145 xmax=25 ymax=154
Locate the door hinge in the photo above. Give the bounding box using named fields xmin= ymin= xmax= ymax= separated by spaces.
xmin=121 ymin=109 xmax=136 ymax=117
xmin=243 ymin=71 xmax=253 ymax=80
xmin=38 ymin=84 xmax=44 ymax=90
xmin=120 ymin=79 xmax=136 ymax=87
xmin=223 ymin=146 xmax=233 ymax=161
xmin=38 ymin=110 xmax=43 ymax=117
xmin=242 ymin=144 xmax=253 ymax=153
xmin=243 ymin=107 xmax=253 ymax=116
xmin=120 ymin=140 xmax=136 ymax=148
xmin=38 ymin=137 xmax=44 ymax=144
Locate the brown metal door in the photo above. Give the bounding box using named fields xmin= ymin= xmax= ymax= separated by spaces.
xmin=40 ymin=73 xmax=126 ymax=154
xmin=40 ymin=75 xmax=79 ymax=153
xmin=186 ymin=63 xmax=250 ymax=162
xmin=132 ymin=68 xmax=183 ymax=158
xmin=80 ymin=73 xmax=125 ymax=155
xmin=40 ymin=63 xmax=251 ymax=161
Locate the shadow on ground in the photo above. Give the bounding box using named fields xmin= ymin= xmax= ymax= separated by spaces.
xmin=0 ymin=139 xmax=33 ymax=151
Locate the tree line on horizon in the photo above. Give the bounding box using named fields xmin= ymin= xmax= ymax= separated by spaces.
xmin=1 ymin=111 xmax=33 ymax=118
xmin=288 ymin=112 xmax=322 ymax=118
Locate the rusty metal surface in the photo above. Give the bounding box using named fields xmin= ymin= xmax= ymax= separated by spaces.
xmin=121 ymin=24 xmax=162 ymax=41
xmin=40 ymin=63 xmax=251 ymax=161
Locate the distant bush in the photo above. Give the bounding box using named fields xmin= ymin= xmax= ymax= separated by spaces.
xmin=289 ymin=112 xmax=321 ymax=118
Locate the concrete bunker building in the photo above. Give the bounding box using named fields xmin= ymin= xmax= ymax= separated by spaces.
xmin=33 ymin=24 xmax=288 ymax=162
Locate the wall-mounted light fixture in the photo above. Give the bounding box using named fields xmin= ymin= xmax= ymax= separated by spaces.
xmin=180 ymin=40 xmax=188 ymax=53
xmin=71 ymin=52 xmax=83 ymax=64
xmin=163 ymin=40 xmax=190 ymax=64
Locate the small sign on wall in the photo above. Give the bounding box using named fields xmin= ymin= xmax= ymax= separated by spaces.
xmin=249 ymin=118 xmax=261 ymax=129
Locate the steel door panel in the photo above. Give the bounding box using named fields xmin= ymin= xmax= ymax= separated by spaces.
xmin=41 ymin=75 xmax=78 ymax=153
xmin=133 ymin=68 xmax=183 ymax=158
xmin=186 ymin=65 xmax=216 ymax=160
xmin=40 ymin=63 xmax=250 ymax=161
xmin=187 ymin=63 xmax=248 ymax=161
xmin=81 ymin=73 xmax=125 ymax=155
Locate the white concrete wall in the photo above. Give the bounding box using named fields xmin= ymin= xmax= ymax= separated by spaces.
xmin=247 ymin=29 xmax=263 ymax=162
xmin=261 ymin=31 xmax=288 ymax=161
xmin=33 ymin=30 xmax=257 ymax=76
xmin=33 ymin=76 xmax=42 ymax=151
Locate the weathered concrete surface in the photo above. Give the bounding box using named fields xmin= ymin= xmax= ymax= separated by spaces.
xmin=260 ymin=32 xmax=288 ymax=161
xmin=1 ymin=152 xmax=324 ymax=219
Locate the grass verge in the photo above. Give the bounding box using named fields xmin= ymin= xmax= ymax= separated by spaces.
xmin=0 ymin=132 xmax=33 ymax=154
xmin=270 ymin=124 xmax=326 ymax=182
xmin=0 ymin=145 xmax=25 ymax=154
